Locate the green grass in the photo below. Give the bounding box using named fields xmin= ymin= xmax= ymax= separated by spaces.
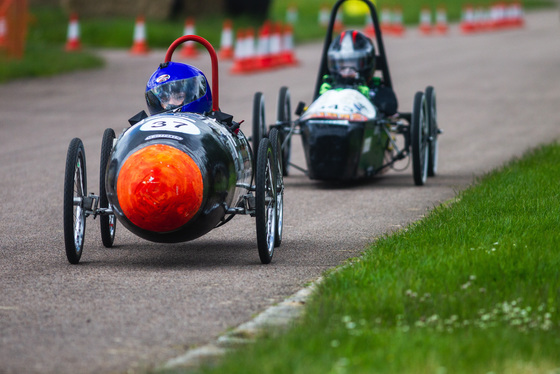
xmin=177 ymin=142 xmax=560 ymax=373
xmin=0 ymin=43 xmax=103 ymax=82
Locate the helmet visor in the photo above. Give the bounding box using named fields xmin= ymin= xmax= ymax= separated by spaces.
xmin=328 ymin=53 xmax=368 ymax=78
xmin=146 ymin=75 xmax=207 ymax=114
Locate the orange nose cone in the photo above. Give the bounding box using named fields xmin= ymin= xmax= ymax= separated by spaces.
xmin=117 ymin=144 xmax=203 ymax=232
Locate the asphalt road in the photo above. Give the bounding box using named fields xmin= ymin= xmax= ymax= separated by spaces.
xmin=1 ymin=10 xmax=559 ymax=374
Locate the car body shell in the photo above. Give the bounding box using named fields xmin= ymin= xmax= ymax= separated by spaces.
xmin=106 ymin=112 xmax=252 ymax=243
xmin=299 ymin=89 xmax=390 ymax=180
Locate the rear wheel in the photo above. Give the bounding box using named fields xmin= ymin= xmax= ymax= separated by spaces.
xmin=411 ymin=91 xmax=428 ymax=186
xmin=252 ymin=92 xmax=266 ymax=160
xmin=99 ymin=128 xmax=116 ymax=247
xmin=276 ymin=86 xmax=292 ymax=176
xmin=268 ymin=128 xmax=284 ymax=247
xmin=425 ymin=86 xmax=439 ymax=177
xmin=255 ymin=137 xmax=277 ymax=264
xmin=63 ymin=138 xmax=87 ymax=264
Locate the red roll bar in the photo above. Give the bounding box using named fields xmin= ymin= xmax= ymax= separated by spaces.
xmin=164 ymin=35 xmax=219 ymax=112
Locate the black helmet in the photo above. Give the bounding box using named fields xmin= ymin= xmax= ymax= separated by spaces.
xmin=327 ymin=30 xmax=375 ymax=81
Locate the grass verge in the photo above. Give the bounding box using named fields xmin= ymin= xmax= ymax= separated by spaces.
xmin=0 ymin=44 xmax=103 ymax=83
xmin=177 ymin=142 xmax=560 ymax=373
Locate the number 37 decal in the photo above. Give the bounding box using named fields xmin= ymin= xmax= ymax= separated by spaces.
xmin=140 ymin=117 xmax=201 ymax=135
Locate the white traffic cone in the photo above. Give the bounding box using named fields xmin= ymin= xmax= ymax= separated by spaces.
xmin=435 ymin=7 xmax=449 ymax=34
xmin=0 ymin=14 xmax=7 ymax=48
xmin=130 ymin=16 xmax=149 ymax=55
xmin=363 ymin=14 xmax=375 ymax=38
xmin=65 ymin=13 xmax=81 ymax=51
xmin=318 ymin=5 xmax=329 ymax=27
xmin=460 ymin=5 xmax=477 ymax=34
xmin=230 ymin=28 xmax=257 ymax=74
xmin=180 ymin=18 xmax=199 ymax=58
xmin=256 ymin=21 xmax=272 ymax=70
xmin=380 ymin=7 xmax=392 ymax=35
xmin=281 ymin=23 xmax=298 ymax=66
xmin=269 ymin=22 xmax=283 ymax=67
xmin=286 ymin=4 xmax=298 ymax=24
xmin=391 ymin=7 xmax=405 ymax=36
xmin=218 ymin=19 xmax=234 ymax=60
xmin=418 ymin=7 xmax=432 ymax=35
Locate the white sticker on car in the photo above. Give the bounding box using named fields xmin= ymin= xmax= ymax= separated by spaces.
xmin=301 ymin=89 xmax=377 ymax=122
xmin=362 ymin=137 xmax=372 ymax=154
xmin=140 ymin=117 xmax=201 ymax=135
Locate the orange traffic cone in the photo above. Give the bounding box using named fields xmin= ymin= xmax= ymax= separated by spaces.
xmin=65 ymin=13 xmax=81 ymax=51
xmin=0 ymin=14 xmax=7 ymax=48
xmin=490 ymin=2 xmax=508 ymax=30
xmin=363 ymin=14 xmax=375 ymax=38
xmin=230 ymin=28 xmax=257 ymax=74
xmin=476 ymin=6 xmax=491 ymax=32
xmin=269 ymin=22 xmax=283 ymax=67
xmin=281 ymin=23 xmax=298 ymax=66
xmin=318 ymin=5 xmax=329 ymax=27
xmin=380 ymin=7 xmax=392 ymax=35
xmin=509 ymin=2 xmax=524 ymax=28
xmin=180 ymin=18 xmax=199 ymax=58
xmin=391 ymin=7 xmax=405 ymax=36
xmin=218 ymin=19 xmax=234 ymax=60
xmin=244 ymin=28 xmax=257 ymax=71
xmin=334 ymin=11 xmax=344 ymax=32
xmin=130 ymin=16 xmax=149 ymax=55
xmin=418 ymin=7 xmax=432 ymax=35
xmin=230 ymin=29 xmax=247 ymax=74
xmin=460 ymin=5 xmax=477 ymax=34
xmin=435 ymin=7 xmax=449 ymax=34
xmin=256 ymin=21 xmax=273 ymax=70
xmin=286 ymin=4 xmax=298 ymax=24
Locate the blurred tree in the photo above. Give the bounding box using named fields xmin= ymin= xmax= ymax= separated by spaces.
xmin=169 ymin=0 xmax=229 ymax=19
xmin=224 ymin=0 xmax=271 ymax=20
xmin=59 ymin=0 xmax=227 ymax=20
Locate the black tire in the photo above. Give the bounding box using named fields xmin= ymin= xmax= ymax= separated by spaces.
xmin=99 ymin=128 xmax=116 ymax=247
xmin=425 ymin=86 xmax=439 ymax=177
xmin=63 ymin=138 xmax=87 ymax=264
xmin=255 ymin=137 xmax=277 ymax=264
xmin=252 ymin=92 xmax=266 ymax=160
xmin=268 ymin=128 xmax=284 ymax=247
xmin=276 ymin=86 xmax=292 ymax=176
xmin=411 ymin=91 xmax=429 ymax=186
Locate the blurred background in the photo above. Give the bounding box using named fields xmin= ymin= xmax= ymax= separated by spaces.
xmin=0 ymin=0 xmax=556 ymax=82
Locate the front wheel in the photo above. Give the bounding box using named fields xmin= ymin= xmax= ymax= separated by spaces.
xmin=425 ymin=86 xmax=439 ymax=177
xmin=63 ymin=138 xmax=87 ymax=264
xmin=255 ymin=137 xmax=277 ymax=264
xmin=99 ymin=128 xmax=116 ymax=247
xmin=252 ymin=92 xmax=266 ymax=161
xmin=411 ymin=91 xmax=428 ymax=186
xmin=276 ymin=86 xmax=292 ymax=176
xmin=268 ymin=128 xmax=284 ymax=248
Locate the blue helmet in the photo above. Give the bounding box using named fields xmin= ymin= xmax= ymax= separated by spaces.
xmin=145 ymin=61 xmax=212 ymax=115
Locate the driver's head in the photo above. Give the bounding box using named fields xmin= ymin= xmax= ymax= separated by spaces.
xmin=327 ymin=30 xmax=376 ymax=82
xmin=145 ymin=61 xmax=212 ymax=115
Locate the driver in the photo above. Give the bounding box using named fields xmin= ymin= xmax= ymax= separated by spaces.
xmin=320 ymin=30 xmax=398 ymax=115
xmin=145 ymin=61 xmax=212 ymax=115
